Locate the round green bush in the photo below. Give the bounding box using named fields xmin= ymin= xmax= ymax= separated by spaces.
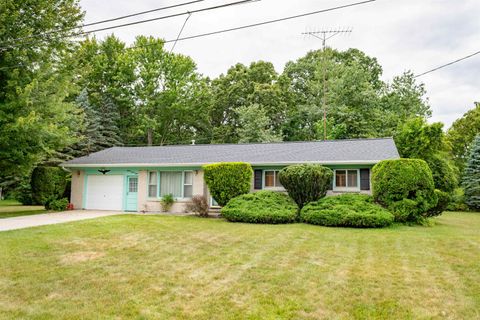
xmin=203 ymin=162 xmax=253 ymax=207
xmin=372 ymin=159 xmax=438 ymax=222
xmin=221 ymin=190 xmax=298 ymax=224
xmin=30 ymin=166 xmax=69 ymax=205
xmin=426 ymin=189 xmax=450 ymax=217
xmin=301 ymin=194 xmax=394 ymax=228
xmin=278 ymin=164 xmax=333 ymax=210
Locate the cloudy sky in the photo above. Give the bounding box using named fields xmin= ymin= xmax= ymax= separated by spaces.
xmin=80 ymin=0 xmax=479 ymax=128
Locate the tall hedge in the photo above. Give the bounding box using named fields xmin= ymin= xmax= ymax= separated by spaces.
xmin=463 ymin=135 xmax=480 ymax=210
xmin=372 ymin=159 xmax=438 ymax=222
xmin=279 ymin=164 xmax=333 ymax=210
xmin=30 ymin=167 xmax=69 ymax=205
xmin=203 ymin=162 xmax=253 ymax=206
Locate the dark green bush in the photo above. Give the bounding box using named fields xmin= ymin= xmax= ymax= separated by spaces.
xmin=426 ymin=155 xmax=458 ymax=193
xmin=301 ymin=194 xmax=394 ymax=228
xmin=203 ymin=162 xmax=253 ymax=207
xmin=46 ymin=198 xmax=69 ymax=211
xmin=372 ymin=159 xmax=438 ymax=222
xmin=221 ymin=190 xmax=297 ymax=224
xmin=8 ymin=180 xmax=34 ymax=205
xmin=426 ymin=190 xmax=450 ymax=217
xmin=30 ymin=167 xmax=69 ymax=205
xmin=278 ymin=164 xmax=333 ymax=210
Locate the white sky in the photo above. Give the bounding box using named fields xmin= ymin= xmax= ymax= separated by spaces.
xmin=80 ymin=0 xmax=480 ymax=129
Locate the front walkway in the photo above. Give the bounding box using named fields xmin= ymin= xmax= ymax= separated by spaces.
xmin=0 ymin=210 xmax=123 ymax=232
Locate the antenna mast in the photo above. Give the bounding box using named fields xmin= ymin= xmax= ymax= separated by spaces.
xmin=302 ymin=27 xmax=352 ymax=140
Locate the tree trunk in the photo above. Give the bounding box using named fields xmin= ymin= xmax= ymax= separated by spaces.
xmin=147 ymin=128 xmax=153 ymax=146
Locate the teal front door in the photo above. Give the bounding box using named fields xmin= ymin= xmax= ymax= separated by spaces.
xmin=126 ymin=176 xmax=138 ymax=211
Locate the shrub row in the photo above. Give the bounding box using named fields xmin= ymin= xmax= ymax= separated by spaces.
xmin=221 ymin=191 xmax=297 ymax=224
xmin=301 ymin=194 xmax=394 ymax=228
xmin=222 ymin=191 xmax=393 ymax=228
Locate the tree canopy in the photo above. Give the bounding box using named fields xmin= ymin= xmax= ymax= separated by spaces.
xmin=0 ymin=0 xmax=84 ymax=189
xmin=447 ymin=102 xmax=480 ymax=172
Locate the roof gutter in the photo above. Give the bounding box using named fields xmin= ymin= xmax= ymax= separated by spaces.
xmin=61 ymin=160 xmax=389 ymax=168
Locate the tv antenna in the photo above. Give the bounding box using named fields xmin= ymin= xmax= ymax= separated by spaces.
xmin=301 ymin=27 xmax=352 ymax=140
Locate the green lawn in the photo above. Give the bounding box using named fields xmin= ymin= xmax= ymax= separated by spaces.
xmin=0 ymin=200 xmax=46 ymax=219
xmin=1 ymin=212 xmax=479 ymax=319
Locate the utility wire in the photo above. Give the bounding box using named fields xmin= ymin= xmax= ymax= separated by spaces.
xmin=170 ymin=13 xmax=193 ymax=53
xmin=414 ymin=49 xmax=480 ymax=78
xmin=0 ymin=0 xmax=257 ymax=50
xmin=134 ymin=0 xmax=375 ymax=47
xmin=5 ymin=0 xmax=209 ymax=45
xmin=0 ymin=0 xmax=376 ymax=69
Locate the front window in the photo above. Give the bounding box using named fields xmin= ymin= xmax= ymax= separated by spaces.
xmin=148 ymin=171 xmax=194 ymax=199
xmin=148 ymin=172 xmax=157 ymax=197
xmin=160 ymin=172 xmax=183 ymax=198
xmin=183 ymin=171 xmax=193 ymax=198
xmin=264 ymin=170 xmax=283 ymax=189
xmin=335 ymin=170 xmax=359 ymax=190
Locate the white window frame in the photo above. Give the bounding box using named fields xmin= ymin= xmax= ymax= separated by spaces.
xmin=147 ymin=171 xmax=158 ymax=198
xmin=147 ymin=170 xmax=194 ymax=200
xmin=333 ymin=169 xmax=360 ymax=192
xmin=263 ymin=170 xmax=285 ymax=191
xmin=182 ymin=171 xmax=193 ymax=199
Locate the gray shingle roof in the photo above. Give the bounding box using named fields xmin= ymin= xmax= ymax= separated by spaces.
xmin=62 ymin=138 xmax=399 ymax=167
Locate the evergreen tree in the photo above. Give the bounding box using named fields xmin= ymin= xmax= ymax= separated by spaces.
xmin=463 ymin=135 xmax=480 ymax=210
xmin=65 ymin=90 xmax=104 ymax=157
xmin=97 ymin=95 xmax=122 ymax=149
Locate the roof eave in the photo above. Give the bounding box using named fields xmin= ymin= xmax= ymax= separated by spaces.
xmin=61 ymin=159 xmax=394 ymax=168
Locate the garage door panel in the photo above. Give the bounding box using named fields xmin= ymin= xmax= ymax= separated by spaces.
xmin=86 ymin=175 xmax=123 ymax=210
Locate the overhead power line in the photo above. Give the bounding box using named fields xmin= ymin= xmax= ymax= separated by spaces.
xmin=0 ymin=0 xmax=376 ymax=70
xmin=7 ymin=0 xmax=210 ymax=45
xmin=0 ymin=0 xmax=258 ymax=50
xmin=414 ymin=49 xmax=480 ymax=78
xmin=145 ymin=0 xmax=374 ymax=46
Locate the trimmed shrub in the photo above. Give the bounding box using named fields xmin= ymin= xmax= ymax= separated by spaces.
xmin=372 ymin=159 xmax=438 ymax=222
xmin=161 ymin=194 xmax=175 ymax=212
xmin=203 ymin=162 xmax=253 ymax=207
xmin=426 ymin=190 xmax=450 ymax=217
xmin=186 ymin=195 xmax=209 ymax=217
xmin=278 ymin=164 xmax=333 ymax=210
xmin=463 ymin=135 xmax=480 ymax=210
xmin=301 ymin=194 xmax=394 ymax=228
xmin=30 ymin=167 xmax=69 ymax=205
xmin=426 ymin=155 xmax=458 ymax=193
xmin=221 ymin=190 xmax=297 ymax=224
xmin=47 ymin=198 xmax=69 ymax=211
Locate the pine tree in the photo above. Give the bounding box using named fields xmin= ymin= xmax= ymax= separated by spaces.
xmin=463 ymin=135 xmax=480 ymax=210
xmin=61 ymin=90 xmax=105 ymax=159
xmin=97 ymin=95 xmax=122 ymax=149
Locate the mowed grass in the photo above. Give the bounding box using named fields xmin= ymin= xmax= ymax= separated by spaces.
xmin=1 ymin=213 xmax=479 ymax=319
xmin=0 ymin=200 xmax=46 ymax=219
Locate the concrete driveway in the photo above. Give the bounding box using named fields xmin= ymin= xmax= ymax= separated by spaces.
xmin=0 ymin=210 xmax=123 ymax=232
